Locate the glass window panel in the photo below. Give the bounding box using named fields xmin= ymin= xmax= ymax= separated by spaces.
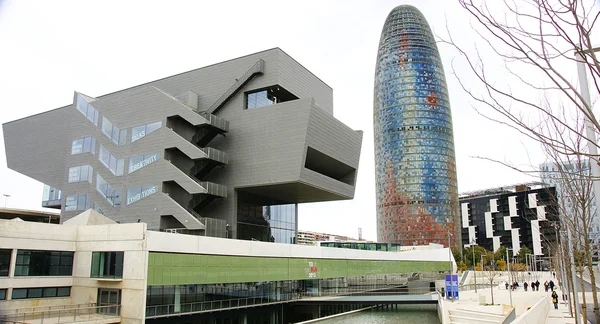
xmin=129 ymin=156 xmax=144 ymax=173
xmin=76 ymin=95 xmax=88 ymax=114
xmin=131 ymin=125 xmax=146 ymax=143
xmin=0 ymin=289 xmax=6 ymax=300
xmin=96 ymin=174 xmax=108 ymax=196
xmin=12 ymin=289 xmax=27 ymax=299
xmin=99 ymin=145 xmax=110 ymax=167
xmin=57 ymin=287 xmax=70 ymax=297
xmin=83 ymin=137 xmax=92 ymax=153
xmin=71 ymin=139 xmax=83 ymax=155
xmin=43 ymin=287 xmax=57 ymax=297
xmin=116 ymin=159 xmax=125 ymax=176
xmin=77 ymin=195 xmax=87 ymax=211
xmin=119 ymin=129 xmax=127 ymax=146
xmin=65 ymin=195 xmax=77 ymax=211
xmin=102 ymin=117 xmax=112 ymax=137
xmin=68 ymin=167 xmax=80 ymax=183
xmin=109 ymin=155 xmax=117 ymax=174
xmin=86 ymin=106 xmax=96 ymax=124
xmin=146 ymin=121 xmax=162 ymax=135
xmin=113 ymin=189 xmax=122 ymax=207
xmin=93 ymin=110 xmax=99 ymax=126
xmin=111 ymin=126 xmax=119 ymax=145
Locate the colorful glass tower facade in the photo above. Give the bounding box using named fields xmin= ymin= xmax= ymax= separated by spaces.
xmin=373 ymin=5 xmax=459 ymax=246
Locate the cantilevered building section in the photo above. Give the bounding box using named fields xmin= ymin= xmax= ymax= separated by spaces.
xmin=3 ymin=48 xmax=363 ymax=243
xmin=373 ymin=5 xmax=459 ymax=246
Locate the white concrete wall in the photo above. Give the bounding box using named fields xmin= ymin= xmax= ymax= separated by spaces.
xmin=147 ymin=231 xmax=454 ymax=264
xmin=0 ymin=219 xmax=148 ymax=324
xmin=511 ymin=295 xmax=549 ymax=324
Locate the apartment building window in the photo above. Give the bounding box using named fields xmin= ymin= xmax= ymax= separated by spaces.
xmin=245 ymin=85 xmax=298 ymax=109
xmin=102 ymin=117 xmax=127 ymax=146
xmin=76 ymin=94 xmax=99 ymax=126
xmin=12 ymin=287 xmax=70 ymax=300
xmin=65 ymin=194 xmax=90 ymax=211
xmin=68 ymin=165 xmax=93 ymax=183
xmin=91 ymin=252 xmax=124 ymax=278
xmin=0 ymin=249 xmax=11 ymax=276
xmin=14 ymin=250 xmax=74 ymax=276
xmin=71 ymin=136 xmax=96 ymax=155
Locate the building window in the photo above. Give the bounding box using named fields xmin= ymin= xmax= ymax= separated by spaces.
xmin=0 ymin=249 xmax=11 ymax=276
xmin=128 ymin=153 xmax=160 ymax=174
xmin=237 ymin=191 xmax=297 ymax=244
xmin=96 ymin=174 xmax=123 ymax=207
xmin=245 ymin=85 xmax=298 ymax=109
xmin=65 ymin=194 xmax=90 ymax=211
xmin=11 ymin=287 xmax=70 ymax=300
xmin=102 ymin=117 xmax=127 ymax=146
xmin=68 ymin=165 xmax=93 ymax=183
xmin=76 ymin=94 xmax=99 ymax=126
xmin=126 ymin=186 xmax=157 ymax=205
xmin=131 ymin=121 xmax=162 ymax=143
xmin=14 ymin=250 xmax=73 ymax=276
xmin=91 ymin=252 xmax=124 ymax=278
xmin=0 ymin=289 xmax=6 ymax=300
xmin=98 ymin=145 xmax=125 ymax=176
xmin=71 ymin=136 xmax=96 ymax=155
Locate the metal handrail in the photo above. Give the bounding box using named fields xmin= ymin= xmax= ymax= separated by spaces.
xmin=0 ymin=304 xmax=121 ymax=323
xmin=1 ymin=303 xmax=96 ymax=315
xmin=145 ymin=288 xmax=436 ymax=317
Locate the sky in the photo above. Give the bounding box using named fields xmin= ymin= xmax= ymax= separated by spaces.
xmin=0 ymin=0 xmax=586 ymax=241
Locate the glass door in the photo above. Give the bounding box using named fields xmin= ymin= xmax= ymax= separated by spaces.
xmin=97 ymin=288 xmax=121 ymax=315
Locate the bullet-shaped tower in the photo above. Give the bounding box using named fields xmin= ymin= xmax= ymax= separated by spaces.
xmin=373 ymin=5 xmax=459 ymax=246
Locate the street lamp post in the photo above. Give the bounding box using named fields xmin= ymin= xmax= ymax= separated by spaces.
xmin=471 ymin=239 xmax=477 ymax=293
xmin=507 ymin=248 xmax=513 ymax=307
xmin=2 ymin=194 xmax=10 ymax=208
xmin=448 ymin=231 xmax=454 ymax=302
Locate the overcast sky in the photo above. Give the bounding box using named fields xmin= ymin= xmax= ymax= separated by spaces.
xmin=0 ymin=0 xmax=591 ymax=241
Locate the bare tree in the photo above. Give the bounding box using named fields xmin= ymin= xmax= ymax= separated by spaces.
xmin=443 ymin=1 xmax=600 ymax=321
xmin=482 ymin=261 xmax=502 ymax=304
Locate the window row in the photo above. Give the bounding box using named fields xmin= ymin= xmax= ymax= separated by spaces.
xmin=96 ymin=174 xmax=123 ymax=207
xmin=99 ymin=145 xmax=125 ymax=176
xmin=76 ymin=94 xmax=99 ymax=126
xmin=14 ymin=250 xmax=74 ymax=276
xmin=68 ymin=165 xmax=93 ymax=183
xmin=12 ymin=286 xmax=71 ymax=300
xmin=65 ymin=194 xmax=90 ymax=211
xmin=71 ymin=136 xmax=96 ymax=155
xmin=102 ymin=116 xmax=127 ymax=146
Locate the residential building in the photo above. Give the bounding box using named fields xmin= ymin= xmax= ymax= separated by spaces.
xmin=540 ymin=161 xmax=600 ymax=246
xmin=459 ymin=183 xmax=559 ymax=256
xmin=2 ymin=48 xmax=363 ymax=244
xmin=0 ymin=211 xmax=452 ymax=323
xmin=373 ymin=5 xmax=459 ymax=246
xmin=296 ymin=230 xmax=360 ymax=245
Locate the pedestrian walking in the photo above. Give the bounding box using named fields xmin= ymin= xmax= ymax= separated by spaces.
xmin=531 ymin=281 xmax=535 ymax=292
xmin=552 ymin=291 xmax=559 ymax=309
xmin=544 ymin=280 xmax=549 ymax=292
xmin=524 ymin=281 xmax=528 ymax=291
xmin=549 ymin=280 xmax=555 ymax=291
xmin=536 ymin=280 xmax=540 ymax=291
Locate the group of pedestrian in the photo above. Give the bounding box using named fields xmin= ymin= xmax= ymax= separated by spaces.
xmin=544 ymin=280 xmax=555 ymax=292
xmin=526 ymin=280 xmax=541 ymax=291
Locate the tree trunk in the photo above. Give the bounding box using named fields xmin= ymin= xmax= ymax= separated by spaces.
xmin=566 ymin=254 xmax=575 ymax=318
xmin=490 ymin=279 xmax=494 ymax=305
xmin=580 ymin=268 xmax=588 ymax=324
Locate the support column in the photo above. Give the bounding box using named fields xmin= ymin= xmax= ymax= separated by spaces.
xmin=174 ymin=286 xmax=181 ymax=313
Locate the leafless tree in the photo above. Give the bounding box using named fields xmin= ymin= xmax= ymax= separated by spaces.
xmin=482 ymin=262 xmax=502 ymax=304
xmin=443 ymin=0 xmax=600 ymax=321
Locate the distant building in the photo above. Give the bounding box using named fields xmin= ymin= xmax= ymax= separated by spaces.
xmin=459 ymin=183 xmax=559 ymax=256
xmin=0 ymin=207 xmax=59 ymax=224
xmin=296 ymin=230 xmax=361 ymax=246
xmin=540 ymin=161 xmax=600 ymax=245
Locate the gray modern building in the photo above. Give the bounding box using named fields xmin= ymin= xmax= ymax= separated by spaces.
xmin=3 ymin=48 xmax=363 ymax=244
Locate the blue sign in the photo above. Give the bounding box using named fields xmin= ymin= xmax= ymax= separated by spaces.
xmin=445 ymin=274 xmax=459 ymax=300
